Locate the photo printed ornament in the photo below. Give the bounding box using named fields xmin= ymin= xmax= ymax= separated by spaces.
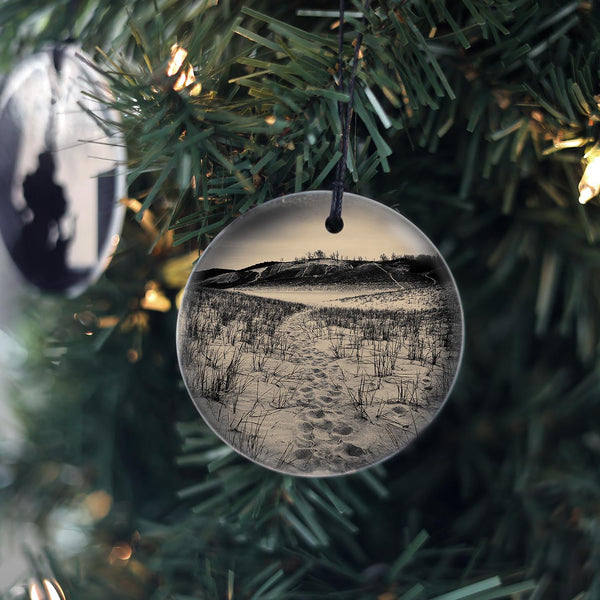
xmin=177 ymin=192 xmax=464 ymax=476
xmin=0 ymin=44 xmax=126 ymax=296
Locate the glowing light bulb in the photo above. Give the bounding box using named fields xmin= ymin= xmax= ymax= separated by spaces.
xmin=29 ymin=582 xmax=43 ymax=600
xmin=29 ymin=579 xmax=65 ymax=600
xmin=167 ymin=45 xmax=188 ymax=77
xmin=43 ymin=579 xmax=66 ymax=600
xmin=578 ymin=154 xmax=600 ymax=204
xmin=140 ymin=282 xmax=172 ymax=312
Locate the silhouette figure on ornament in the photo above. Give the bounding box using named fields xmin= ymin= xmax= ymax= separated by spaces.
xmin=15 ymin=150 xmax=73 ymax=289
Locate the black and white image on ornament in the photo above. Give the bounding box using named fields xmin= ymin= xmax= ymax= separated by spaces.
xmin=177 ymin=192 xmax=464 ymax=476
xmin=0 ymin=44 xmax=126 ymax=296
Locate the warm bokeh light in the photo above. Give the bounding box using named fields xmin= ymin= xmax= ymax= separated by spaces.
xmin=109 ymin=543 xmax=133 ymax=563
xmin=96 ymin=316 xmax=120 ymax=329
xmin=141 ymin=283 xmax=172 ymax=312
xmin=84 ymin=490 xmax=113 ymax=520
xmin=167 ymin=44 xmax=201 ymax=94
xmin=127 ymin=349 xmax=140 ymax=363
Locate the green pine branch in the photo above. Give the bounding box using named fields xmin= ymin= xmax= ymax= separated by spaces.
xmin=3 ymin=2 xmax=600 ymax=599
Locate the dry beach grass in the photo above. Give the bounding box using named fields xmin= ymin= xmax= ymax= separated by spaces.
xmin=178 ymin=261 xmax=462 ymax=475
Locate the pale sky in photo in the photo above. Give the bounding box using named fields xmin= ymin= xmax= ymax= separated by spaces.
xmin=198 ymin=192 xmax=435 ymax=271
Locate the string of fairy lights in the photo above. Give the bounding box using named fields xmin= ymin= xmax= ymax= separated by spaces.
xmin=160 ymin=38 xmax=600 ymax=207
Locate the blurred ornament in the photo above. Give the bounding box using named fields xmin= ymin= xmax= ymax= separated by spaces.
xmin=0 ymin=44 xmax=126 ymax=296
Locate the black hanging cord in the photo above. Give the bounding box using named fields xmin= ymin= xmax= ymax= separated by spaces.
xmin=326 ymin=0 xmax=371 ymax=234
xmin=66 ymin=0 xmax=79 ymax=42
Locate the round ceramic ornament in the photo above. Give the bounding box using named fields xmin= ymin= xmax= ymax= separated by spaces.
xmin=0 ymin=44 xmax=126 ymax=296
xmin=177 ymin=191 xmax=464 ymax=476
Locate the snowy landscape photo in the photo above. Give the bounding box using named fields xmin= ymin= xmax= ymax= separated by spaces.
xmin=177 ymin=192 xmax=463 ymax=476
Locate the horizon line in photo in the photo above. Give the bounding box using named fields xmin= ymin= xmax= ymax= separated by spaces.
xmin=195 ymin=251 xmax=441 ymax=273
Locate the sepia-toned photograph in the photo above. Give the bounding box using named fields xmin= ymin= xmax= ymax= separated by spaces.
xmin=177 ymin=192 xmax=463 ymax=475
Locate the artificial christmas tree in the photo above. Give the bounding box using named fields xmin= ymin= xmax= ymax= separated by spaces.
xmin=1 ymin=1 xmax=599 ymax=599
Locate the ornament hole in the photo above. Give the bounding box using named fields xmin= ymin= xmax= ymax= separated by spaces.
xmin=325 ymin=215 xmax=344 ymax=233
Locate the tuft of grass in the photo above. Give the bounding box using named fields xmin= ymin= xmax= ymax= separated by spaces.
xmin=328 ymin=330 xmax=347 ymax=359
xmin=341 ymin=372 xmax=377 ymax=420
